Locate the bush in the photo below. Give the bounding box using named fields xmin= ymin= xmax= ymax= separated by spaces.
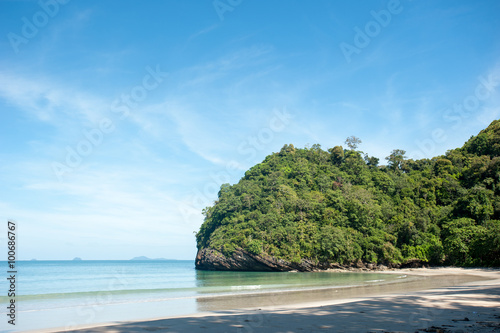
xmin=247 ymin=240 xmax=263 ymax=255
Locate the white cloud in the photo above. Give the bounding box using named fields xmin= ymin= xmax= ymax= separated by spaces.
xmin=0 ymin=72 xmax=108 ymax=127
xmin=0 ymin=162 xmax=202 ymax=259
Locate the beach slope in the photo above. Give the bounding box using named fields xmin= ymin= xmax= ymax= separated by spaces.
xmin=33 ymin=268 xmax=500 ymax=333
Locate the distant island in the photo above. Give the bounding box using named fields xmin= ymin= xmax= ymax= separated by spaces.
xmin=130 ymin=256 xmax=170 ymax=261
xmin=196 ymin=120 xmax=500 ymax=271
xmin=72 ymin=257 xmax=82 ymax=261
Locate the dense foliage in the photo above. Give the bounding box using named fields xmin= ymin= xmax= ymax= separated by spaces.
xmin=196 ymin=120 xmax=500 ymax=267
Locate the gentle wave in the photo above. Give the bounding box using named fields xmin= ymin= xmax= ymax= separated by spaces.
xmin=0 ymin=287 xmax=197 ymax=302
xmin=12 ymin=278 xmax=413 ymax=314
xmin=1 ymin=273 xmax=410 ymax=303
xmin=231 ymin=285 xmax=262 ymax=290
xmin=3 ymin=276 xmax=411 ymax=314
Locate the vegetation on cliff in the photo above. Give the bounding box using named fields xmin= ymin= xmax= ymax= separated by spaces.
xmin=196 ymin=120 xmax=500 ymax=267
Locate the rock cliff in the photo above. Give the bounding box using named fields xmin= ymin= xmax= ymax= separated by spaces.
xmin=195 ymin=248 xmax=418 ymax=271
xmin=195 ymin=248 xmax=323 ymax=271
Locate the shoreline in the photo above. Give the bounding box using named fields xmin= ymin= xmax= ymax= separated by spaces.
xmin=29 ymin=267 xmax=500 ymax=333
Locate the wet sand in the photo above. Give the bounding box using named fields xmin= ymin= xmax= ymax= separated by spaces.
xmin=30 ymin=267 xmax=500 ymax=333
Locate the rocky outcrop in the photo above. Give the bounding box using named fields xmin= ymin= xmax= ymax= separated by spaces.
xmin=195 ymin=248 xmax=416 ymax=272
xmin=195 ymin=248 xmax=321 ymax=271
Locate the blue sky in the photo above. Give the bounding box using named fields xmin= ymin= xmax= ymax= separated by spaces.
xmin=0 ymin=0 xmax=499 ymax=260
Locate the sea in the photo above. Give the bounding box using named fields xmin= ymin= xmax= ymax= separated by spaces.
xmin=0 ymin=260 xmax=409 ymax=332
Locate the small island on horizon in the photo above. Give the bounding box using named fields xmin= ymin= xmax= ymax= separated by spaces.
xmin=130 ymin=256 xmax=171 ymax=261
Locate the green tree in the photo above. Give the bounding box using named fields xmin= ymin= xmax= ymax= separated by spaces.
xmin=328 ymin=146 xmax=344 ymax=165
xmin=196 ymin=120 xmax=500 ymax=269
xmin=364 ymin=155 xmax=379 ymax=167
xmin=386 ymin=149 xmax=406 ymax=171
xmin=345 ymin=136 xmax=362 ymax=150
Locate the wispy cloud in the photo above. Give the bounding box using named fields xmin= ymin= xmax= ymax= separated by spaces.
xmin=1 ymin=161 xmax=201 ymax=257
xmin=0 ymin=72 xmax=108 ymax=127
xmin=180 ymin=44 xmax=274 ymax=87
xmin=186 ymin=24 xmax=219 ymax=43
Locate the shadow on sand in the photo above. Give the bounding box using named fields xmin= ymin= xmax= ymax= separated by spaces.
xmin=59 ymin=284 xmax=500 ymax=333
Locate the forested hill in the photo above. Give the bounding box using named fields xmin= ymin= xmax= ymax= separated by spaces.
xmin=195 ymin=120 xmax=500 ymax=271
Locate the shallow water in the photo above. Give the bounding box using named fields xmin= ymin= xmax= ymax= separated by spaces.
xmin=0 ymin=260 xmax=483 ymax=332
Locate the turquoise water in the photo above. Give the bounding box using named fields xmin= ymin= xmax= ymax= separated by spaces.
xmin=0 ymin=260 xmax=403 ymax=332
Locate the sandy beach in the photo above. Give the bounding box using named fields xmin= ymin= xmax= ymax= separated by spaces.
xmin=31 ymin=267 xmax=500 ymax=333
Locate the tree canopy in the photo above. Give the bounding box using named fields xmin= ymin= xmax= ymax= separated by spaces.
xmin=196 ymin=120 xmax=500 ymax=267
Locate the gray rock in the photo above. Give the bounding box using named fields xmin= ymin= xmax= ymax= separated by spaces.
xmin=195 ymin=248 xmax=321 ymax=272
xmin=195 ymin=248 xmax=411 ymax=272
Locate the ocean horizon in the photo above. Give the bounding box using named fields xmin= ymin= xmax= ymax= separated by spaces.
xmin=1 ymin=260 xmax=408 ymax=332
